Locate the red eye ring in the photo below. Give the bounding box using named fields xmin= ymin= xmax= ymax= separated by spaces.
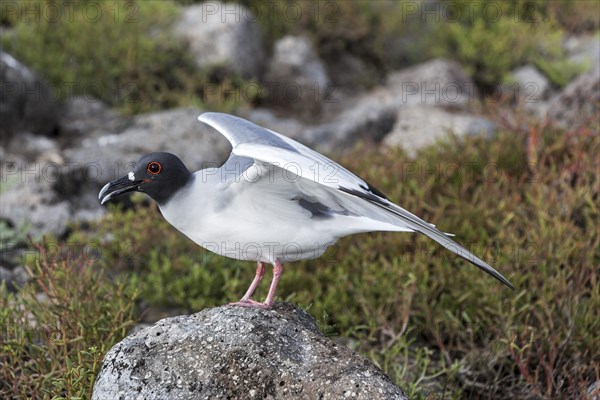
xmin=147 ymin=161 xmax=161 ymax=175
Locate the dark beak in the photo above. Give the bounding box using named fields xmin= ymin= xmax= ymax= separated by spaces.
xmin=99 ymin=174 xmax=143 ymax=205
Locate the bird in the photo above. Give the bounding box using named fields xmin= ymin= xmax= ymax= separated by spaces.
xmin=99 ymin=112 xmax=513 ymax=309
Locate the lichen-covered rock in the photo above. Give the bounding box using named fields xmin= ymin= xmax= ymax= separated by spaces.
xmin=92 ymin=303 xmax=408 ymax=400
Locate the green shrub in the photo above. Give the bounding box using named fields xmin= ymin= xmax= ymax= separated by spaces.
xmin=2 ymin=1 xmax=184 ymax=113
xmin=425 ymin=0 xmax=586 ymax=90
xmin=0 ymin=242 xmax=139 ymax=399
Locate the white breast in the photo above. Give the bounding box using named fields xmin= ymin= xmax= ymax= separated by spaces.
xmin=158 ymin=169 xmax=341 ymax=263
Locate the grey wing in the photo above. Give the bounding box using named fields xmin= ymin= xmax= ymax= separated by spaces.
xmin=198 ymin=112 xmax=299 ymax=153
xmin=198 ymin=112 xmax=379 ymax=195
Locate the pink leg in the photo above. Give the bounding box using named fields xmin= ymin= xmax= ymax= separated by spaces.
xmin=230 ymin=260 xmax=282 ymax=309
xmin=263 ymin=259 xmax=282 ymax=308
xmin=241 ymin=262 xmax=265 ymax=301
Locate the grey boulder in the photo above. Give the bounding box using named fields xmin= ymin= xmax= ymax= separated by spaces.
xmin=547 ymin=65 xmax=600 ymax=130
xmin=564 ymin=34 xmax=600 ymax=72
xmin=92 ymin=303 xmax=408 ymax=400
xmin=174 ymin=2 xmax=265 ymax=79
xmin=0 ymin=162 xmax=72 ymax=238
xmin=509 ymin=65 xmax=552 ymax=102
xmin=383 ymin=106 xmax=497 ymax=156
xmin=385 ymin=58 xmax=478 ymax=109
xmin=264 ymin=35 xmax=331 ymax=114
xmin=0 ymin=108 xmax=231 ymax=239
xmin=0 ymin=51 xmax=60 ymax=140
xmin=58 ymin=96 xmax=131 ymax=142
xmin=63 ymin=107 xmax=231 ymax=187
xmin=295 ymin=58 xmax=479 ymax=152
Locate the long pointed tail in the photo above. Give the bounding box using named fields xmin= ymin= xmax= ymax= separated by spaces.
xmin=339 ymin=187 xmax=514 ymax=289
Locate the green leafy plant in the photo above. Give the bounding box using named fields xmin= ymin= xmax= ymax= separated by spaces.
xmin=0 ymin=242 xmax=139 ymax=399
xmin=424 ymin=0 xmax=585 ymax=90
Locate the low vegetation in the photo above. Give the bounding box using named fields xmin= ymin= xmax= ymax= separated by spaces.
xmin=3 ymin=0 xmax=597 ymax=111
xmin=1 ymin=0 xmax=258 ymax=113
xmin=0 ymin=244 xmax=138 ymax=399
xmin=2 ymin=125 xmax=598 ymax=399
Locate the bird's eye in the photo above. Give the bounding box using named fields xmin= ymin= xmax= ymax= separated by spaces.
xmin=147 ymin=161 xmax=161 ymax=175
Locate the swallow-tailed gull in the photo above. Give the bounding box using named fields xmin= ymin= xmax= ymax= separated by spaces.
xmin=99 ymin=112 xmax=513 ymax=308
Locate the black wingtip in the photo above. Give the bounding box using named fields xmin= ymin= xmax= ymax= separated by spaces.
xmin=491 ymin=269 xmax=514 ymax=291
xmin=469 ymin=259 xmax=514 ymax=290
xmin=338 ymin=185 xmax=515 ymax=291
xmin=501 ymin=277 xmax=515 ymax=291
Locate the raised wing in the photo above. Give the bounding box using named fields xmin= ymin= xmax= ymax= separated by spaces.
xmin=198 ymin=112 xmax=375 ymax=195
xmin=197 ymin=112 xmax=513 ymax=289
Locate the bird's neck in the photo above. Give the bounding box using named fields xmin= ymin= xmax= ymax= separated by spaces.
xmin=152 ymin=171 xmax=194 ymax=207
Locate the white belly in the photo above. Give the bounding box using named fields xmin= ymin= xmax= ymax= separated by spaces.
xmin=160 ymin=205 xmax=338 ymax=263
xmin=158 ymin=183 xmax=342 ymax=263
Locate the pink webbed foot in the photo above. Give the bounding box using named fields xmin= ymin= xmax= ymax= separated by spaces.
xmin=229 ymin=299 xmax=272 ymax=309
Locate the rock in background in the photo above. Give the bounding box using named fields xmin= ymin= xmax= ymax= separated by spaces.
xmin=0 ymin=51 xmax=59 ymax=141
xmin=92 ymin=303 xmax=408 ymax=400
xmin=384 ymin=106 xmax=496 ymax=156
xmin=1 ymin=106 xmax=232 ymax=240
xmin=264 ymin=35 xmax=331 ymax=115
xmin=564 ymin=34 xmax=600 ymax=72
xmin=506 ymin=65 xmax=553 ymax=115
xmin=174 ymin=1 xmax=265 ymax=79
xmin=63 ymin=107 xmax=231 ymax=182
xmin=297 ymin=58 xmax=483 ymax=153
xmin=546 ymin=65 xmax=600 ymax=129
xmin=0 ymin=162 xmax=72 ymax=238
xmin=58 ymin=96 xmax=131 ymax=143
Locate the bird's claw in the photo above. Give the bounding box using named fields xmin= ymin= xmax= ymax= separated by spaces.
xmin=229 ymin=299 xmax=271 ymax=309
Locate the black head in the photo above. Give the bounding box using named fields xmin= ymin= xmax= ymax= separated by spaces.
xmin=99 ymin=152 xmax=192 ymax=206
